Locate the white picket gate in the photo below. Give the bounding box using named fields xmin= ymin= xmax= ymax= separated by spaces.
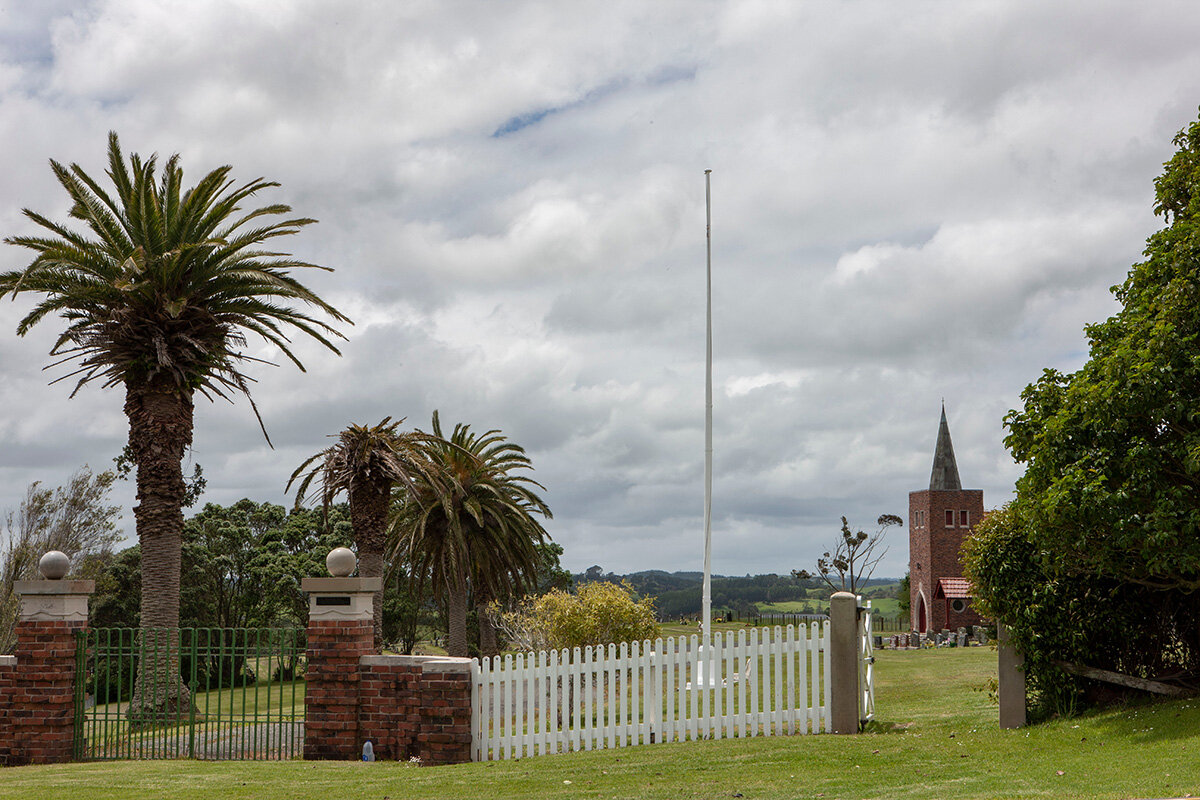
xmin=470 ymin=622 xmax=832 ymax=762
xmin=859 ymin=600 xmax=876 ymax=723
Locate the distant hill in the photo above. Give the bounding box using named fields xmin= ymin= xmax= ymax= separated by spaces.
xmin=572 ymin=568 xmax=902 ymax=619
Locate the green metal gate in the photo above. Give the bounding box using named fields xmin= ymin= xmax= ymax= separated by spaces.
xmin=74 ymin=628 xmax=305 ymax=760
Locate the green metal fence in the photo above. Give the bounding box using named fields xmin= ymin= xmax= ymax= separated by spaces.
xmin=74 ymin=628 xmax=306 ymax=760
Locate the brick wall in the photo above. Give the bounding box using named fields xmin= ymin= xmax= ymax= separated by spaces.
xmin=357 ymin=657 xmax=422 ymax=760
xmin=6 ymin=619 xmax=86 ymax=765
xmin=0 ymin=655 xmax=14 ymax=766
xmin=355 ymin=655 xmax=472 ymax=765
xmin=909 ymin=489 xmax=985 ymax=632
xmin=415 ymin=660 xmax=472 ymax=765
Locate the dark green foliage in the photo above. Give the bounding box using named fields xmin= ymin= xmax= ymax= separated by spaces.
xmin=87 ymin=653 xmax=136 ymax=704
xmin=963 ymin=506 xmax=1200 ymax=718
xmin=90 ymin=500 xmax=354 ymax=630
xmin=970 ymin=111 xmax=1200 ymax=716
xmin=1004 ymin=113 xmax=1200 ymax=592
xmin=626 ymin=573 xmax=824 ymax=619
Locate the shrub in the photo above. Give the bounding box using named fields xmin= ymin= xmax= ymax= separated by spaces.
xmin=963 ymin=504 xmax=1200 ymax=719
xmin=498 ymin=581 xmax=660 ymax=652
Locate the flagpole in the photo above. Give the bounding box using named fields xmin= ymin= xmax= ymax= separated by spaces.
xmin=702 ymin=169 xmax=713 ymax=644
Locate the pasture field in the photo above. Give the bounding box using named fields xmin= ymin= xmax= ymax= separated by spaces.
xmin=4 ymin=647 xmax=1199 ymax=799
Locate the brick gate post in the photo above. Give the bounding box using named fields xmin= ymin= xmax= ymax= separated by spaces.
xmin=302 ymin=547 xmax=380 ymax=760
xmin=8 ymin=551 xmax=94 ymax=765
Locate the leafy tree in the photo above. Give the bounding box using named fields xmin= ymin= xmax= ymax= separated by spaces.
xmin=970 ymin=110 xmax=1200 ymax=712
xmin=393 ymin=411 xmax=552 ymax=658
xmin=1 ymin=467 xmax=122 ymax=652
xmin=897 ymin=572 xmax=911 ymax=618
xmin=1 ymin=133 xmax=348 ymax=720
xmin=496 ymin=581 xmax=660 ymax=652
xmin=793 ymin=514 xmax=902 ymax=595
xmin=289 ymin=418 xmax=437 ymax=650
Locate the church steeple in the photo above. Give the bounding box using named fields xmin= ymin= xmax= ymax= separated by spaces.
xmin=929 ymin=404 xmax=962 ymax=491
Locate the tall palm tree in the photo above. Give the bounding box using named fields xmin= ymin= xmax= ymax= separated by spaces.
xmin=288 ymin=418 xmax=437 ymax=650
xmin=1 ymin=133 xmax=349 ymax=720
xmin=392 ymin=411 xmax=552 ymax=658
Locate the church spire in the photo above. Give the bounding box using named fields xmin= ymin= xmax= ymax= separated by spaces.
xmin=929 ymin=403 xmax=962 ymax=491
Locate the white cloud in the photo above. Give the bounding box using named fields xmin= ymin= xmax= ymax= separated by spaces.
xmin=0 ymin=1 xmax=1198 ymax=578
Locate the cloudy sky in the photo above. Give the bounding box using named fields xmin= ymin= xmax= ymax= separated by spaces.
xmin=1 ymin=1 xmax=1198 ymax=578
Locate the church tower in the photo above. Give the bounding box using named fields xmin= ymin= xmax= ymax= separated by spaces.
xmin=908 ymin=406 xmax=984 ymax=633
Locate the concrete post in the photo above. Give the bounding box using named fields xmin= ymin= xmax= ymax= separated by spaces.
xmin=829 ymin=591 xmax=859 ymax=734
xmin=997 ymin=621 xmax=1026 ymax=729
xmin=8 ymin=560 xmax=93 ymax=765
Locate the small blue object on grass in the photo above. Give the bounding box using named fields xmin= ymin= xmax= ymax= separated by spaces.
xmin=362 ymin=740 xmax=375 ymax=761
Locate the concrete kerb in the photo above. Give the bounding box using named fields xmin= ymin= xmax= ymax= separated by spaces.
xmin=359 ymin=654 xmax=473 ymax=674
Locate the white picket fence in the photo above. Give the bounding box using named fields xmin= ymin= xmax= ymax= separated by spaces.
xmin=470 ymin=622 xmax=834 ymax=762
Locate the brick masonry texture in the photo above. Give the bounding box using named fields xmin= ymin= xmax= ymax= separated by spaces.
xmin=909 ymin=489 xmax=985 ymax=633
xmin=0 ymin=657 xmax=13 ymax=766
xmin=304 ymin=619 xmax=374 ymax=761
xmin=304 ymin=617 xmax=475 ymax=765
xmin=4 ymin=619 xmax=85 ymax=766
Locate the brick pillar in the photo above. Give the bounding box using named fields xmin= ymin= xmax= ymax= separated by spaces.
xmin=302 ymin=575 xmax=380 ymax=760
xmin=8 ymin=578 xmax=94 ymax=765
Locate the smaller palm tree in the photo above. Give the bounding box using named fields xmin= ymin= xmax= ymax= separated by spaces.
xmin=288 ymin=418 xmax=438 ymax=650
xmin=392 ymin=411 xmax=552 ymax=658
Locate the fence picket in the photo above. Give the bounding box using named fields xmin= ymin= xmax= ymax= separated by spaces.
xmin=470 ymin=620 xmax=868 ymax=761
xmin=822 ymin=620 xmax=832 ymax=733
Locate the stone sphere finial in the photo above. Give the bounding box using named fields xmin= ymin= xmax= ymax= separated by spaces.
xmin=39 ymin=550 xmax=70 ymax=580
xmin=326 ymin=547 xmax=357 ymax=577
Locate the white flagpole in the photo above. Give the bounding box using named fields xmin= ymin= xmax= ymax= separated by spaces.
xmin=702 ymin=169 xmax=713 ymax=644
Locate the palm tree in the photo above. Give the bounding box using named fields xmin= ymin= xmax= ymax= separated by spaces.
xmin=288 ymin=418 xmax=437 ymax=650
xmin=1 ymin=133 xmax=349 ymax=720
xmin=392 ymin=411 xmax=552 ymax=658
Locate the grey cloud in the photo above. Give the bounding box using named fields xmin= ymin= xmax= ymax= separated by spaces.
xmin=2 ymin=1 xmax=1199 ymax=576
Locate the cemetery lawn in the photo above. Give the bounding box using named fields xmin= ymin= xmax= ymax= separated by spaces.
xmin=4 ymin=647 xmax=1199 ymax=799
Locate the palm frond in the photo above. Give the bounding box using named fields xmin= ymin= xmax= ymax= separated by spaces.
xmin=3 ymin=132 xmax=350 ymax=435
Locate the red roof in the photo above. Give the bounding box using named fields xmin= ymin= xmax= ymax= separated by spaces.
xmin=934 ymin=578 xmax=972 ymax=599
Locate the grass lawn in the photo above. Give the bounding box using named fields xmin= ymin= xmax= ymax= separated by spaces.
xmin=5 ymin=647 xmax=1200 ymax=799
xmin=756 ymin=598 xmax=902 ymax=617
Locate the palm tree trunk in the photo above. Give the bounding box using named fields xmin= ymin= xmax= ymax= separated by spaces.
xmin=477 ymin=595 xmax=498 ymax=657
xmin=124 ymin=383 xmax=194 ymax=725
xmin=446 ymin=569 xmax=469 ymax=658
xmin=349 ymin=480 xmax=391 ymax=652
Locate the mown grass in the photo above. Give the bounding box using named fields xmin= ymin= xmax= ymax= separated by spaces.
xmin=6 ymin=647 xmax=1200 ymax=799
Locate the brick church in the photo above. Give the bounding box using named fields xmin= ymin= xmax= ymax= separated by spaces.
xmin=908 ymin=406 xmax=984 ymax=633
